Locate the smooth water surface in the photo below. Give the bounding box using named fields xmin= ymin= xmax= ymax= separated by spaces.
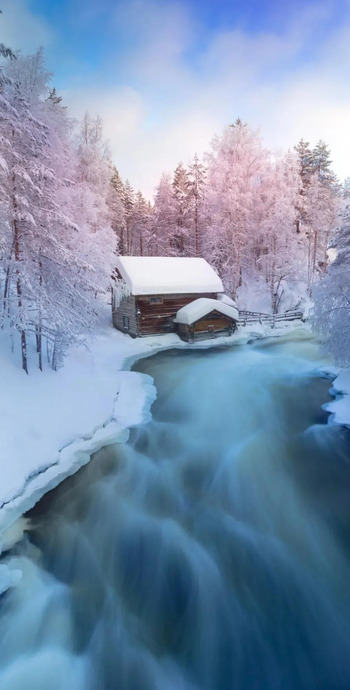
xmin=1 ymin=331 xmax=350 ymax=690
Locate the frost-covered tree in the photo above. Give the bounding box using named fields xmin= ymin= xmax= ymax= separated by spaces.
xmin=294 ymin=138 xmax=340 ymax=294
xmin=343 ymin=178 xmax=350 ymax=199
xmin=107 ymin=166 xmax=125 ymax=254
xmin=203 ymin=120 xmax=268 ymax=294
xmin=257 ymin=153 xmax=301 ymax=313
xmin=131 ymin=191 xmax=152 ymax=256
xmin=312 ymin=140 xmax=338 ymax=188
xmin=186 ymin=154 xmax=206 ymax=256
xmin=312 ymin=204 xmax=350 ymax=364
xmin=152 ymin=173 xmax=176 ymax=255
xmin=0 ymin=49 xmax=55 ymax=372
xmin=294 ymin=139 xmax=313 ymax=233
xmin=304 ymin=174 xmax=338 ymax=292
xmin=171 ymin=162 xmax=191 ymax=256
xmin=0 ymin=53 xmax=115 ymax=372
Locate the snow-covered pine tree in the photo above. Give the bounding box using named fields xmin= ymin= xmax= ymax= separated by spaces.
xmin=186 ymin=154 xmax=206 ymax=257
xmin=304 ymin=141 xmax=340 ymax=293
xmin=152 ymin=173 xmax=176 ymax=256
xmin=172 ymin=162 xmax=191 ymax=256
xmin=131 ymin=191 xmax=152 ymax=256
xmin=312 ymin=140 xmax=338 ymax=188
xmin=294 ymin=139 xmax=313 ymax=234
xmin=107 ymin=166 xmax=125 ymax=254
xmin=122 ymin=180 xmax=135 ymax=255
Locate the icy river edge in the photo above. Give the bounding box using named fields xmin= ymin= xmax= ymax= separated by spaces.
xmin=0 ymin=319 xmax=348 ymax=595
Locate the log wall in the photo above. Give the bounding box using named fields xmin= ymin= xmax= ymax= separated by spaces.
xmin=177 ymin=312 xmax=237 ymax=342
xmin=112 ymin=293 xmax=237 ymax=339
xmin=112 ymin=295 xmax=138 ymax=337
xmin=136 ymin=293 xmax=217 ymax=336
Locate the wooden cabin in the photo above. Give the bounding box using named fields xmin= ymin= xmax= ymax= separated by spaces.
xmin=112 ymin=256 xmax=238 ymax=339
xmin=175 ymin=298 xmax=238 ymax=342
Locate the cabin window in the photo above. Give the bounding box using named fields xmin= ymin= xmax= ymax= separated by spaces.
xmin=123 ymin=315 xmax=129 ymax=330
xmin=149 ymin=297 xmax=163 ymax=304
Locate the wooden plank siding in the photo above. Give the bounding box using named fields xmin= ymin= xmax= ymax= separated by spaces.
xmin=137 ymin=294 xmax=218 ymax=336
xmin=112 ymin=292 xmax=239 ymax=340
xmin=177 ymin=311 xmax=237 ymax=343
xmin=112 ymin=295 xmax=138 ymax=337
xmin=114 ymin=292 xmax=218 ymax=337
xmin=193 ymin=315 xmax=236 ymax=332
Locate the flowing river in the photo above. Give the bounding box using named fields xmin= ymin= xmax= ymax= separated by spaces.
xmin=1 ymin=331 xmax=350 ymax=690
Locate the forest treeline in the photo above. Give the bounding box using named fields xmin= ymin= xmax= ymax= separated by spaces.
xmin=0 ymin=48 xmax=347 ymax=372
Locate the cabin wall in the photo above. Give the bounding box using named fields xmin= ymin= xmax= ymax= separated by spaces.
xmin=136 ymin=293 xmax=217 ymax=336
xmin=112 ymin=292 xmax=237 ymax=339
xmin=112 ymin=294 xmax=138 ymax=337
xmin=177 ymin=314 xmax=237 ymax=342
xmin=193 ymin=315 xmax=236 ymax=332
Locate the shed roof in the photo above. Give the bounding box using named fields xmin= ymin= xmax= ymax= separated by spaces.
xmin=115 ymin=256 xmax=223 ymax=295
xmin=174 ymin=298 xmax=239 ymax=326
xmin=217 ymin=293 xmax=238 ymax=308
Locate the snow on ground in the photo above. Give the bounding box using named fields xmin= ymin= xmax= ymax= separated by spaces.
xmin=0 ymin=314 xmax=309 ymax=594
xmin=322 ymin=369 xmax=350 ymax=428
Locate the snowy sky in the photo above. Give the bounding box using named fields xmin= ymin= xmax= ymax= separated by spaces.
xmin=3 ymin=0 xmax=350 ymax=198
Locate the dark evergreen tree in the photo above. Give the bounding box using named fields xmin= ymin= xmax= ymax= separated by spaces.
xmin=311 ymin=140 xmax=338 ymax=188
xmin=294 ymin=139 xmax=314 ymax=186
xmin=294 ymin=139 xmax=313 ymax=233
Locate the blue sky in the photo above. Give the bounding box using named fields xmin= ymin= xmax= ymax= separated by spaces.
xmin=2 ymin=0 xmax=350 ymax=197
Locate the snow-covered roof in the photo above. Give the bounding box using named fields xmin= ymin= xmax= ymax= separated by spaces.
xmin=217 ymin=293 xmax=238 ymax=308
xmin=174 ymin=298 xmax=239 ymax=325
xmin=115 ymin=256 xmax=223 ymax=295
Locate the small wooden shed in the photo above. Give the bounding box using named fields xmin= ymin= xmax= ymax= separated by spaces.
xmin=174 ymin=298 xmax=239 ymax=342
xmin=112 ymin=256 xmax=224 ymax=337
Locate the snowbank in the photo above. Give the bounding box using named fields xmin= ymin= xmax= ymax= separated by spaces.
xmin=322 ymin=369 xmax=350 ymax=428
xmin=0 ymin=315 xmax=307 ymax=593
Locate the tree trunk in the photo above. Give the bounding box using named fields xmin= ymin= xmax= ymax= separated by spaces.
xmin=14 ymin=217 xmax=28 ymax=373
xmin=20 ymin=326 xmax=28 ymax=374
xmin=51 ymin=333 xmax=62 ymax=371
xmin=11 ymin=148 xmax=28 ymax=373
xmin=1 ymin=263 xmax=11 ymax=327
xmin=36 ymin=325 xmax=42 ymax=371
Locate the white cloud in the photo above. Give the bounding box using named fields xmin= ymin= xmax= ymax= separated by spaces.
xmin=0 ymin=0 xmax=53 ymax=53
xmin=107 ymin=2 xmax=350 ymax=195
xmin=39 ymin=0 xmax=350 ymax=195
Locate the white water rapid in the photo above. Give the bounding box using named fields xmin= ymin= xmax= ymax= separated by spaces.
xmin=1 ymin=331 xmax=350 ymax=690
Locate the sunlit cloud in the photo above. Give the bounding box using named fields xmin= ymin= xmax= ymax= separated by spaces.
xmin=3 ymin=0 xmax=350 ymax=198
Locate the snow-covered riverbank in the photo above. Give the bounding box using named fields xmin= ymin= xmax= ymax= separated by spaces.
xmin=0 ymin=317 xmax=322 ymax=593
xmin=322 ymin=369 xmax=350 ymax=427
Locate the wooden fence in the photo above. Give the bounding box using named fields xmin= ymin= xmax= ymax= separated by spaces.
xmin=238 ymin=309 xmax=304 ymax=327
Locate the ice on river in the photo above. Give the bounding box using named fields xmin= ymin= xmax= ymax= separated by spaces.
xmin=1 ymin=333 xmax=350 ymax=690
